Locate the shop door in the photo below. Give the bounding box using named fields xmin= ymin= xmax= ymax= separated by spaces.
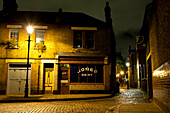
xmin=7 ymin=69 xmax=31 ymax=95
xmin=45 ymin=68 xmax=54 ymax=93
xmin=60 ymin=68 xmax=69 ymax=94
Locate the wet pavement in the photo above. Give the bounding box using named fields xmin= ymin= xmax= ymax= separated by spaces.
xmin=107 ymin=89 xmax=162 ymax=113
xmin=116 ymin=89 xmax=150 ymax=104
xmin=0 ymin=89 xmax=162 ymax=113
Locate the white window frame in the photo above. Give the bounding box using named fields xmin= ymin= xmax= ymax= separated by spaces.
xmin=9 ymin=29 xmax=19 ymax=48
xmin=9 ymin=29 xmax=19 ymax=40
xmin=35 ymin=29 xmax=45 ymax=44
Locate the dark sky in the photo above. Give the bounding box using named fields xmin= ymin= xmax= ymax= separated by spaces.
xmin=0 ymin=0 xmax=152 ymax=59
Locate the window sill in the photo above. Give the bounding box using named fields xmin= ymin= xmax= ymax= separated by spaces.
xmin=73 ymin=48 xmax=97 ymax=51
xmin=70 ymin=83 xmax=104 ymax=85
xmin=6 ymin=47 xmax=19 ymax=49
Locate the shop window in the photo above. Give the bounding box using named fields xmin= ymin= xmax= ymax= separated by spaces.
xmin=73 ymin=30 xmax=94 ymax=49
xmin=70 ymin=65 xmax=103 ymax=83
xmin=59 ymin=64 xmax=70 ymax=68
xmin=36 ymin=30 xmax=45 ymax=44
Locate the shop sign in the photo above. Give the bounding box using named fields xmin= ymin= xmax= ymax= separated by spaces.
xmin=136 ymin=35 xmax=146 ymax=49
xmin=77 ymin=66 xmax=98 ymax=76
xmin=70 ymin=64 xmax=103 ymax=83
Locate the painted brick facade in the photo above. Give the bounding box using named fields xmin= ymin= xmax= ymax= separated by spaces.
xmin=0 ymin=2 xmax=115 ymax=95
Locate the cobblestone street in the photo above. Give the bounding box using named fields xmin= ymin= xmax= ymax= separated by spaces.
xmin=0 ymin=89 xmax=149 ymax=113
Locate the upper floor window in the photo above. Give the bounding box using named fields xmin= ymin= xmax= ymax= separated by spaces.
xmin=9 ymin=29 xmax=19 ymax=48
xmin=85 ymin=31 xmax=94 ymax=48
xmin=36 ymin=30 xmax=45 ymax=43
xmin=9 ymin=29 xmax=19 ymax=41
xmin=73 ymin=30 xmax=82 ymax=48
xmin=73 ymin=30 xmax=94 ymax=49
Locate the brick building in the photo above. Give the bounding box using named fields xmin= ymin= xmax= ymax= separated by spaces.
xmin=0 ymin=1 xmax=116 ymax=95
xmin=148 ymin=0 xmax=170 ymax=112
xmin=127 ymin=46 xmax=137 ymax=88
xmin=140 ymin=0 xmax=170 ymax=112
xmin=135 ymin=3 xmax=152 ymax=92
xmin=128 ymin=44 xmax=147 ymax=90
xmin=127 ymin=45 xmax=147 ymax=91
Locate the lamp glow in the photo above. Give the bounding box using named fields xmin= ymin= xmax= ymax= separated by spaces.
xmin=116 ymin=73 xmax=120 ymax=77
xmin=27 ymin=26 xmax=34 ymax=34
xmin=126 ymin=62 xmax=130 ymax=67
xmin=120 ymin=71 xmax=124 ymax=75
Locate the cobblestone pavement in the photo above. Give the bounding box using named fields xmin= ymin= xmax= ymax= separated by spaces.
xmin=0 ymin=89 xmax=149 ymax=113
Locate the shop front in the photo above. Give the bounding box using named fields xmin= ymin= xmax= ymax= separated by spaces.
xmin=58 ymin=52 xmax=109 ymax=94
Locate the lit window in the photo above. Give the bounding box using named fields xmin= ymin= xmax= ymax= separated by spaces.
xmin=9 ymin=29 xmax=19 ymax=41
xmin=9 ymin=29 xmax=19 ymax=48
xmin=36 ymin=30 xmax=45 ymax=43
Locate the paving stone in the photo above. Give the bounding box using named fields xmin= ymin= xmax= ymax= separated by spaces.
xmin=0 ymin=89 xmax=161 ymax=113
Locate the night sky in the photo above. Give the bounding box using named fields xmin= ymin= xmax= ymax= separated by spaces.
xmin=0 ymin=0 xmax=152 ymax=59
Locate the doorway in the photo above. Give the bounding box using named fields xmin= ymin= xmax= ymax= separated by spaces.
xmin=7 ymin=64 xmax=31 ymax=95
xmin=60 ymin=67 xmax=69 ymax=94
xmin=44 ymin=63 xmax=54 ymax=94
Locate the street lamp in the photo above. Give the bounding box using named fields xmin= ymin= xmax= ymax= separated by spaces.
xmin=24 ymin=26 xmax=33 ymax=98
xmin=126 ymin=62 xmax=130 ymax=89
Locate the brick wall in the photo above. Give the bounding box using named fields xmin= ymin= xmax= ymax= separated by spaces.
xmin=0 ymin=59 xmax=7 ymax=94
xmin=128 ymin=51 xmax=137 ymax=88
xmin=0 ymin=22 xmax=111 ymax=94
xmin=0 ymin=24 xmax=110 ymax=59
xmin=149 ymin=0 xmax=170 ymax=70
xmin=149 ymin=0 xmax=170 ymax=112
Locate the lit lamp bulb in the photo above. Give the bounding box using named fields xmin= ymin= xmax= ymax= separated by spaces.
xmin=126 ymin=62 xmax=130 ymax=67
xmin=27 ymin=26 xmax=34 ymax=35
xmin=120 ymin=71 xmax=124 ymax=75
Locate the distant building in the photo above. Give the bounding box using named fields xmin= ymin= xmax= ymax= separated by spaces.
xmin=127 ymin=46 xmax=137 ymax=88
xmin=0 ymin=1 xmax=116 ymax=95
xmin=116 ymin=52 xmax=127 ymax=88
xmin=136 ymin=48 xmax=147 ymax=91
xmin=135 ymin=3 xmax=152 ymax=92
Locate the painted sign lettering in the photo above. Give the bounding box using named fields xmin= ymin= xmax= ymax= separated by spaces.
xmin=77 ymin=66 xmax=98 ymax=76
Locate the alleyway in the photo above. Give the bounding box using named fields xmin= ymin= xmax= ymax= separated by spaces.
xmin=0 ymin=89 xmax=160 ymax=113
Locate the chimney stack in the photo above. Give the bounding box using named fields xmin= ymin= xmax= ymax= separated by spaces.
xmin=104 ymin=2 xmax=112 ymax=26
xmin=3 ymin=0 xmax=18 ymax=13
xmin=58 ymin=8 xmax=62 ymax=23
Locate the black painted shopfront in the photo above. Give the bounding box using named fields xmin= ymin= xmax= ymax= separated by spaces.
xmin=58 ymin=52 xmax=106 ymax=94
